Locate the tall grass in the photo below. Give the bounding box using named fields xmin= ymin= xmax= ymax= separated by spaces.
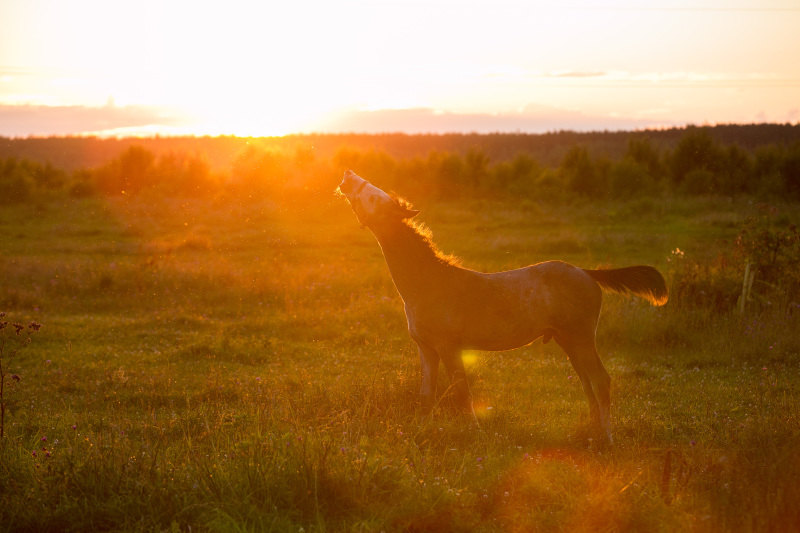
xmin=1 ymin=191 xmax=799 ymax=531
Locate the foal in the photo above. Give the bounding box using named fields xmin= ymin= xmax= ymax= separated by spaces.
xmin=338 ymin=170 xmax=667 ymax=443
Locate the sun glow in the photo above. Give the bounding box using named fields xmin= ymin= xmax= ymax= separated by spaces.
xmin=2 ymin=0 xmax=800 ymax=136
xmin=461 ymin=350 xmax=480 ymax=369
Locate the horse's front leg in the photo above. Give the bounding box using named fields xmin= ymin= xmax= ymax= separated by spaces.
xmin=441 ymin=349 xmax=473 ymax=414
xmin=416 ymin=342 xmax=440 ymax=413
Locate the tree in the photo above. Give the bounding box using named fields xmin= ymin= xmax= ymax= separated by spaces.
xmin=562 ymin=145 xmax=605 ymax=197
xmin=626 ymin=137 xmax=662 ymax=179
xmin=669 ymin=128 xmax=723 ymax=189
xmin=782 ymin=142 xmax=800 ymax=198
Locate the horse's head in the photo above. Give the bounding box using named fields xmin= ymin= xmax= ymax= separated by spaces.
xmin=337 ymin=170 xmax=419 ymax=227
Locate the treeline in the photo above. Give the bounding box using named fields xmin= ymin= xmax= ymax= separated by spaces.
xmin=335 ymin=128 xmax=800 ymax=199
xmin=1 ymin=126 xmax=800 ymax=204
xmin=2 ymin=124 xmax=800 ymax=171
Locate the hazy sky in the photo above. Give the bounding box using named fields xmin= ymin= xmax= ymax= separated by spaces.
xmin=1 ymin=0 xmax=798 ymax=136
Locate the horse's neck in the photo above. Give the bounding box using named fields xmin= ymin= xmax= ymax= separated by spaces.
xmin=372 ymin=222 xmax=451 ymax=302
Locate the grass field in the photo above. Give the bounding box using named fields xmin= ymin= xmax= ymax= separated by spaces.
xmin=1 ymin=187 xmax=800 ymax=532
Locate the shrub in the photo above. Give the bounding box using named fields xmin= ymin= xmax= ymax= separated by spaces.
xmin=609 ymin=159 xmax=654 ymax=198
xmin=561 ymin=146 xmax=605 ymax=197
xmin=0 ymin=165 xmax=32 ymax=204
xmin=463 ymin=147 xmax=490 ymax=188
xmin=229 ymin=146 xmax=289 ymax=197
xmin=680 ymin=169 xmax=716 ymax=195
xmin=626 ymin=137 xmax=663 ymax=179
xmin=782 ymin=142 xmax=800 ymax=198
xmin=489 ymin=153 xmax=540 ymax=195
xmin=92 ymin=145 xmax=156 ymax=195
xmin=68 ymin=169 xmax=97 ymax=198
xmin=153 ymin=152 xmax=216 ymax=196
xmin=0 ymin=158 xmax=69 ymax=204
xmin=718 ymin=144 xmax=752 ymax=196
xmin=667 ymin=248 xmax=740 ymax=312
xmin=533 ymin=168 xmax=567 ymax=202
xmin=669 ymin=128 xmax=723 ymax=187
xmin=735 ymin=206 xmax=800 ymax=311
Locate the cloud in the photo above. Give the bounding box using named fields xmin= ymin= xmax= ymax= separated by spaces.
xmin=0 ymin=103 xmax=189 ymax=137
xmin=547 ymin=71 xmax=607 ymax=78
xmin=315 ymin=105 xmax=673 ymax=134
xmin=0 ymin=102 xmax=678 ymax=137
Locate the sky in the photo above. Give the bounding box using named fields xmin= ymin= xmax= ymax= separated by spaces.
xmin=1 ymin=0 xmax=798 ymax=137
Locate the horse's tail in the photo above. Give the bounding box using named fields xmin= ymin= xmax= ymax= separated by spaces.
xmin=583 ymin=266 xmax=668 ymax=306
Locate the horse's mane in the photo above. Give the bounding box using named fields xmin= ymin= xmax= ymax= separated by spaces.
xmin=392 ymin=194 xmax=461 ymax=267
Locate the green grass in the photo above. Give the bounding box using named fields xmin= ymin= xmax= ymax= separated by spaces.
xmin=1 ymin=191 xmax=800 ymax=532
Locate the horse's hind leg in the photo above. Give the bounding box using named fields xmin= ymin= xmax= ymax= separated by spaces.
xmin=556 ymin=334 xmax=612 ymax=444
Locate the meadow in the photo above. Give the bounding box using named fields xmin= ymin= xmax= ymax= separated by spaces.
xmin=1 ymin=165 xmax=800 ymax=531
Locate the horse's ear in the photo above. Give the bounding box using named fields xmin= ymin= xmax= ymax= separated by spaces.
xmin=398 ymin=205 xmax=420 ymax=219
xmin=388 ymin=195 xmax=419 ymax=219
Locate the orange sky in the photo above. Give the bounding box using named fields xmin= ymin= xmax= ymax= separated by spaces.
xmin=1 ymin=0 xmax=798 ymax=137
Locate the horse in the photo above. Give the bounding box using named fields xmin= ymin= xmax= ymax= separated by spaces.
xmin=337 ymin=170 xmax=667 ymax=443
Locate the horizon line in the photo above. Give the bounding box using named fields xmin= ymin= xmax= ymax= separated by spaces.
xmin=2 ymin=120 xmax=799 ymax=141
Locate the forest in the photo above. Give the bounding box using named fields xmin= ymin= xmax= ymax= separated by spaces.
xmin=1 ymin=123 xmax=800 ymax=205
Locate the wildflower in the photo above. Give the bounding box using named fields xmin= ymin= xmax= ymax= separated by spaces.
xmin=11 ymin=374 xmax=20 ymax=382
xmin=13 ymin=323 xmax=24 ymax=335
xmin=41 ymin=436 xmax=47 ymax=442
xmin=72 ymin=424 xmax=77 ymax=430
xmin=28 ymin=322 xmax=41 ymax=331
xmin=31 ymin=451 xmax=37 ymax=457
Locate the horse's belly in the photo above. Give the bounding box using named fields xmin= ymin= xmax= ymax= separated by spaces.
xmin=462 ymin=324 xmax=541 ymax=351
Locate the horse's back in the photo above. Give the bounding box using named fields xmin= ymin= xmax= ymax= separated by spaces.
xmin=522 ymin=261 xmax=603 ymax=330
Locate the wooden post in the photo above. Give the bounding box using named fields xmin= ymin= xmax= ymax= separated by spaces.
xmin=739 ymin=261 xmax=756 ymax=314
xmin=739 ymin=262 xmax=750 ymax=314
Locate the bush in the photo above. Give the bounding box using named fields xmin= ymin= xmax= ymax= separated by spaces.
xmin=670 ymin=128 xmax=723 ymax=187
xmin=0 ymin=169 xmax=32 ymax=204
xmin=153 ymin=152 xmax=216 ymax=196
xmin=735 ymin=206 xmax=800 ymax=311
xmin=488 ymin=153 xmax=541 ymax=195
xmin=609 ymin=159 xmax=655 ymax=198
xmin=680 ymin=169 xmax=716 ymax=195
xmin=68 ymin=169 xmax=97 ymax=198
xmin=533 ymin=168 xmax=567 ymax=202
xmin=626 ymin=137 xmax=663 ymax=178
xmin=666 ymin=248 xmax=740 ymax=312
xmin=562 ymin=146 xmax=606 ymax=197
xmin=229 ymin=146 xmax=289 ymax=197
xmin=782 ymin=143 xmax=800 ymax=198
xmin=0 ymin=157 xmax=65 ymax=204
xmin=92 ymin=145 xmax=156 ymax=195
xmin=717 ymin=144 xmax=752 ymax=196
